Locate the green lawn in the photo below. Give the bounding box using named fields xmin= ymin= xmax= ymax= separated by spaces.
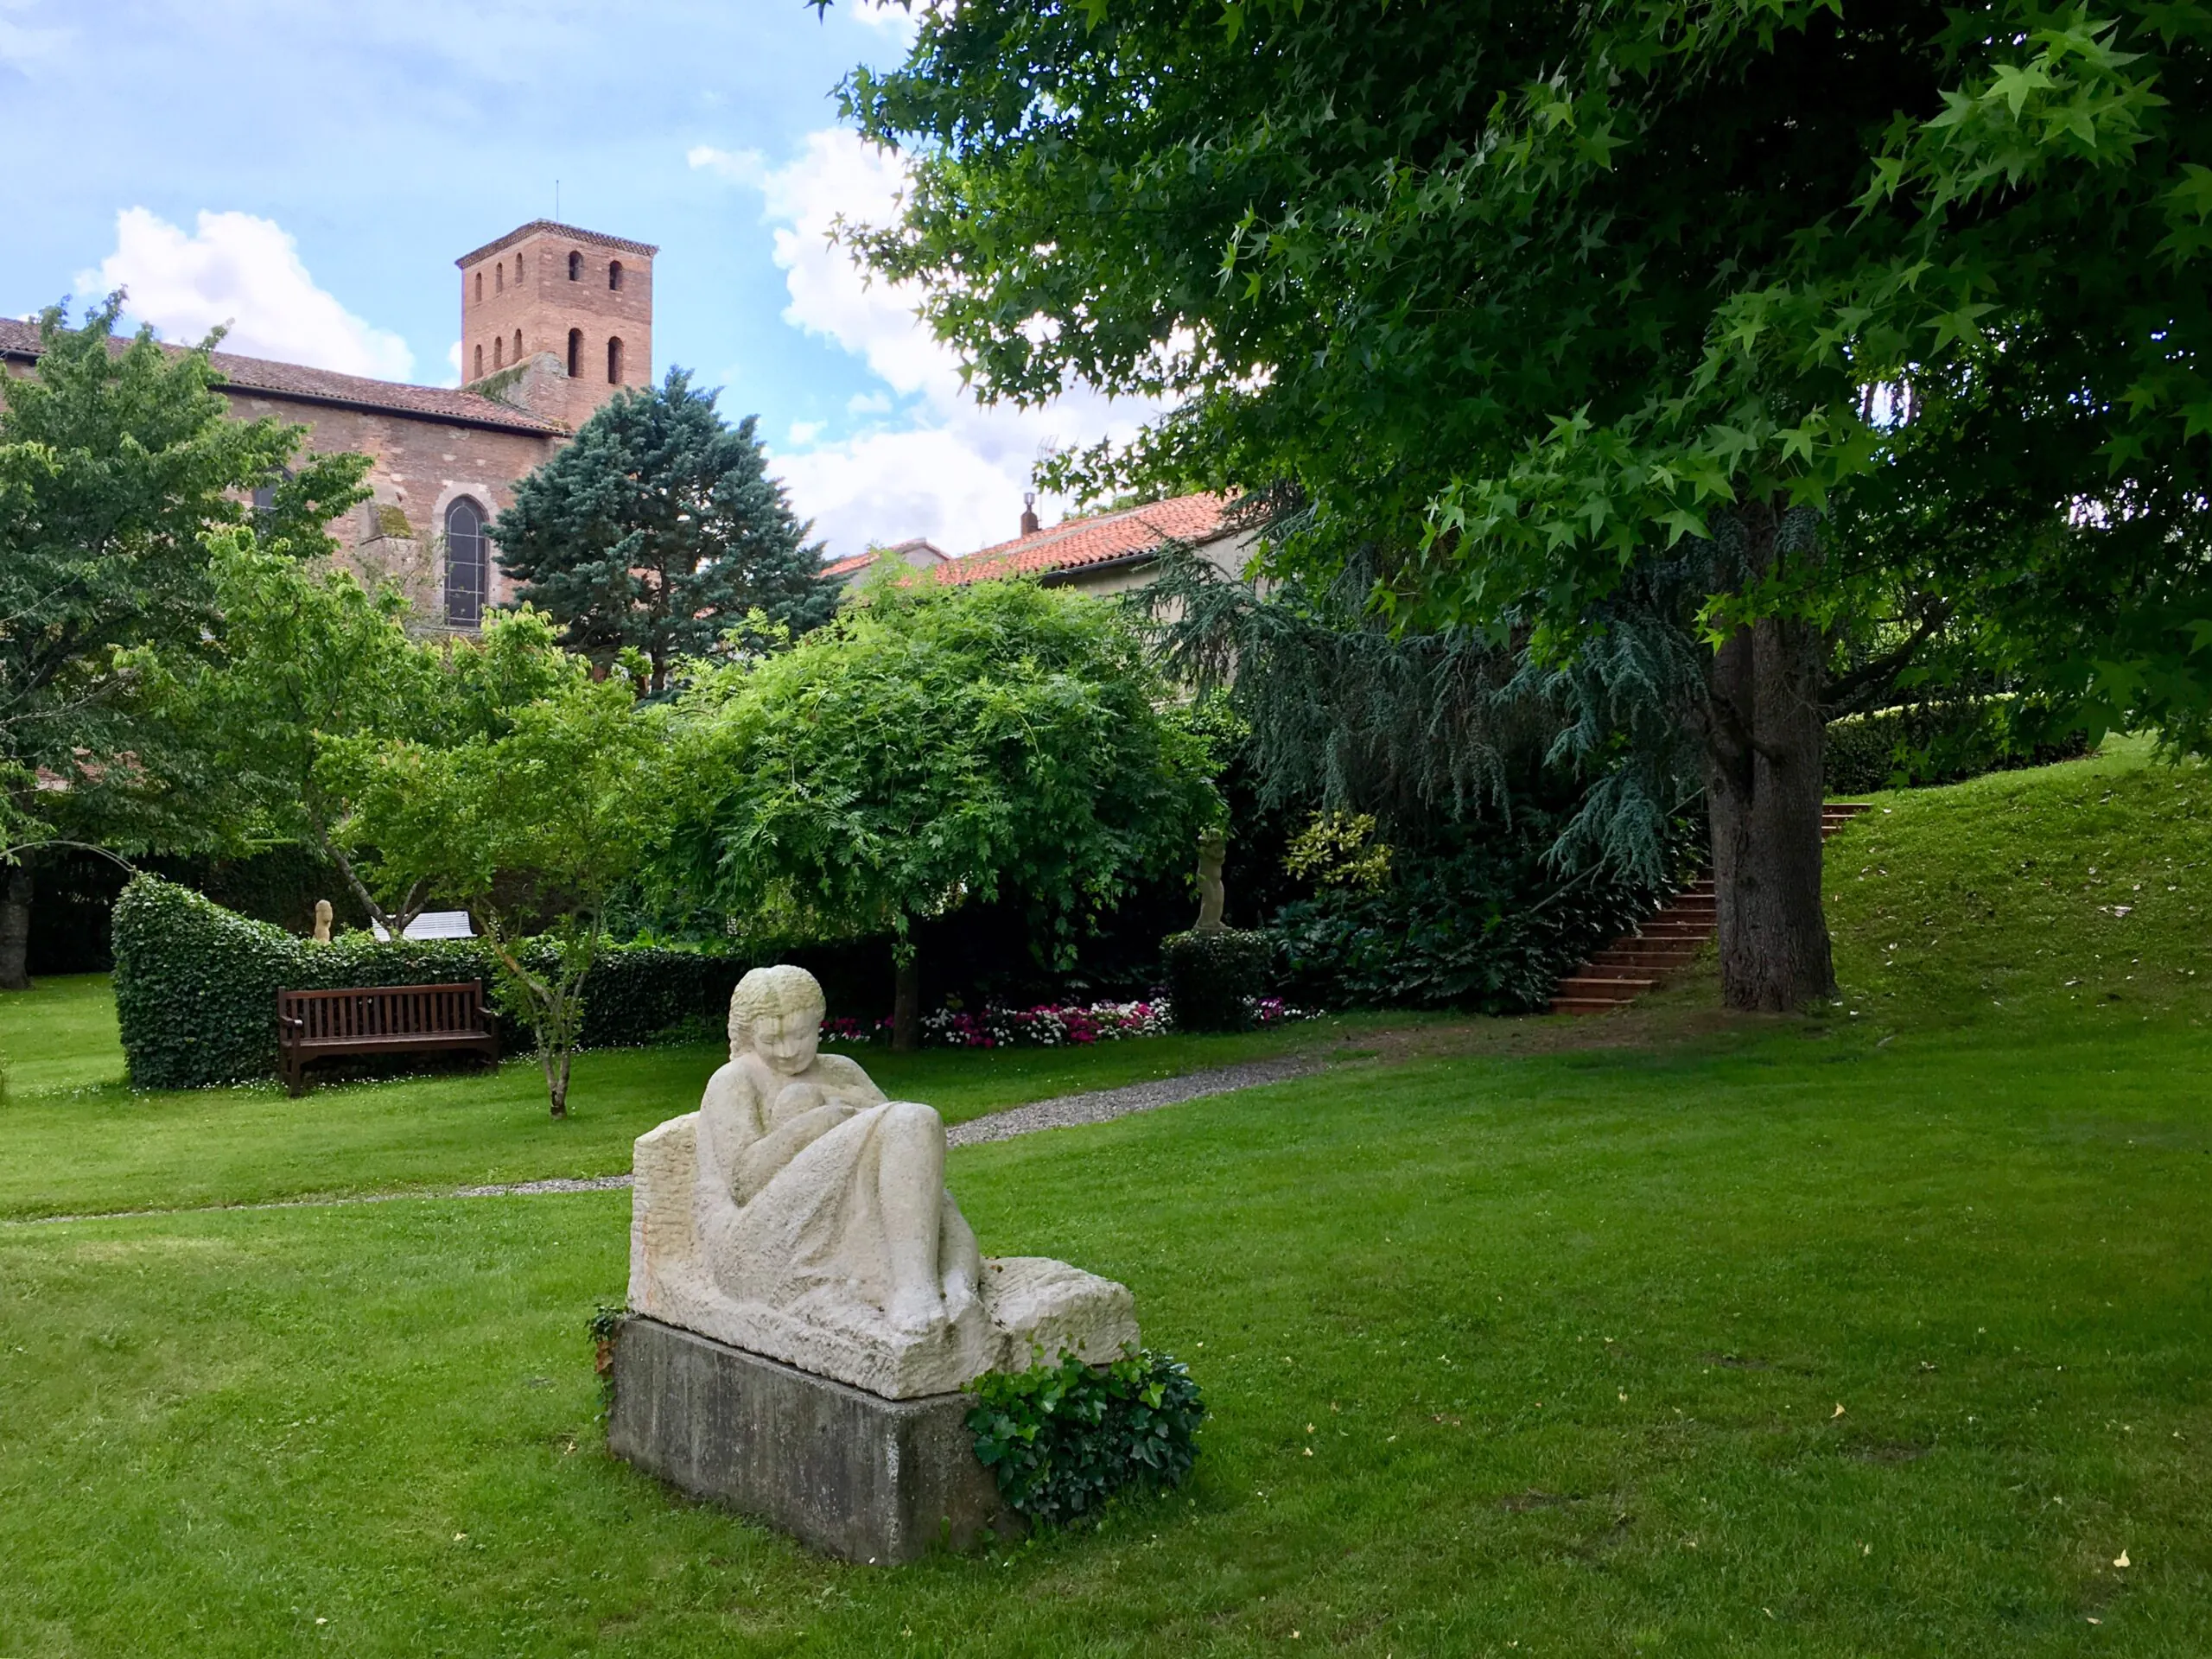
xmin=0 ymin=971 xmax=124 ymax=1094
xmin=0 ymin=1000 xmax=1411 ymax=1220
xmin=3 ymin=744 xmax=2210 ymax=1654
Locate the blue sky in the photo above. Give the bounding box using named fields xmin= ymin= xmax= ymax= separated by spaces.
xmin=0 ymin=0 xmax=1149 ymax=557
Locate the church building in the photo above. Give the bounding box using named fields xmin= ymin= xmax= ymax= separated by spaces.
xmin=0 ymin=219 xmax=657 ymax=630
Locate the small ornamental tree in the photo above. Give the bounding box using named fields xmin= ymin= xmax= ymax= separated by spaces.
xmin=492 ymin=369 xmax=838 ymax=694
xmin=661 ymin=579 xmax=1220 ymax=1050
xmin=0 ymin=297 xmax=367 ymax=987
xmin=329 ymin=620 xmax=665 ymax=1116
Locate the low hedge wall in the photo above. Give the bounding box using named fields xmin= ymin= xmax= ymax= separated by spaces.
xmin=1825 ymin=698 xmax=2088 ymax=795
xmin=112 ymin=875 xmax=747 ymax=1090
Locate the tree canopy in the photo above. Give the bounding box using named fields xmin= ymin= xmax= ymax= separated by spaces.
xmin=0 ymin=299 xmax=366 ymax=985
xmin=842 ymin=0 xmax=2212 ymax=1008
xmin=492 ymin=369 xmax=837 ymax=694
xmin=175 ymin=548 xmax=582 ymax=936
xmin=659 ymin=578 xmax=1220 ymax=1047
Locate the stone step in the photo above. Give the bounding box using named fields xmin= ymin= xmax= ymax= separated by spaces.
xmin=1586 ymin=948 xmax=1700 ymax=971
xmin=1554 ymin=975 xmax=1657 ymax=998
xmin=1549 ymin=996 xmax=1630 ymax=1015
xmin=1567 ymin=963 xmax=1666 ymax=982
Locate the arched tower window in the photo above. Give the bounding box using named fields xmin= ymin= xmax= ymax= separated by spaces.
xmin=515 ymin=253 xmax=524 ymax=283
xmin=493 ymin=337 xmax=504 ymax=370
xmin=566 ymin=328 xmax=582 ymax=377
xmin=495 ymin=263 xmax=504 ymax=295
xmin=568 ymin=251 xmax=582 ymax=282
xmin=608 ymin=260 xmax=624 ymax=292
xmin=444 ymin=499 xmax=487 ymax=628
xmin=512 ymin=327 xmax=523 ymax=363
xmin=474 ymin=344 xmax=484 ymax=378
xmin=607 ymin=336 xmax=624 ymax=384
xmin=474 ymin=270 xmax=482 ymax=303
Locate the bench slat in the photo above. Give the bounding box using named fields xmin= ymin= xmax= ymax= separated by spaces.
xmin=276 ymin=982 xmax=498 ymax=1096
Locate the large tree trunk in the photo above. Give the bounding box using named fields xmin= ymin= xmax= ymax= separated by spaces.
xmin=891 ymin=948 xmax=920 ymax=1054
xmin=1699 ymin=510 xmax=1836 ymax=1013
xmin=0 ymin=864 xmax=29 ymax=992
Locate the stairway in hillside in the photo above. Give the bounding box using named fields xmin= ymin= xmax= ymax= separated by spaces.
xmin=1548 ymin=802 xmax=1875 ymax=1015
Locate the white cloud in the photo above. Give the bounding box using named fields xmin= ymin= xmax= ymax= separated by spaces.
xmin=686 ymin=144 xmax=768 ymax=188
xmin=443 ymin=340 xmax=463 ymax=387
xmin=845 ymin=0 xmax=921 ymax=44
xmin=788 ymin=418 xmax=825 ymax=446
xmin=0 ymin=0 xmax=67 ymax=73
xmin=77 ymin=208 xmax=415 ymax=381
xmin=699 ymin=127 xmax=1162 ymax=558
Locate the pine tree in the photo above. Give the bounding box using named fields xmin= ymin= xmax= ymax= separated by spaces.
xmin=492 ymin=370 xmax=836 ymax=693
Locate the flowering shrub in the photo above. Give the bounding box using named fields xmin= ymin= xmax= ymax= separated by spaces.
xmin=819 ymin=996 xmax=1315 ymax=1048
xmin=924 ymin=998 xmax=1172 ymax=1047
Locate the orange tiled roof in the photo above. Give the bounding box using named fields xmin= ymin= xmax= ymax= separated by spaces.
xmin=822 ymin=550 xmax=876 ymax=577
xmin=0 ymin=317 xmax=567 ymax=436
xmin=933 ymin=493 xmax=1231 ymax=585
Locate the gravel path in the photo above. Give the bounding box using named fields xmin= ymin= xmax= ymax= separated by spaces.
xmin=12 ymin=1058 xmax=1325 ymax=1225
xmin=945 ymin=1054 xmax=1324 ymax=1147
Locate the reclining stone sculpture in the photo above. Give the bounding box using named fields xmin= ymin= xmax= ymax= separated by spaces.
xmin=627 ymin=964 xmax=1136 ymax=1399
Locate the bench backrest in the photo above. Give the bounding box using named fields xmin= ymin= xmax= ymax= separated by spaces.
xmin=277 ymin=982 xmax=488 ymax=1041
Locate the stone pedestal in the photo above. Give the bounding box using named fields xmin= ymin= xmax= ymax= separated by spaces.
xmin=606 ymin=1315 xmax=1015 ymax=1564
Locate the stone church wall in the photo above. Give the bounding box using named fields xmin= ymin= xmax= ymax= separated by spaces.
xmin=220 ymin=388 xmax=561 ymax=626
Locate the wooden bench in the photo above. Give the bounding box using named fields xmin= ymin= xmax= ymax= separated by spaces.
xmin=277 ymin=982 xmax=499 ymax=1096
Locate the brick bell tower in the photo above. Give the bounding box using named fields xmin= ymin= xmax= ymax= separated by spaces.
xmin=456 ymin=221 xmax=658 ymax=429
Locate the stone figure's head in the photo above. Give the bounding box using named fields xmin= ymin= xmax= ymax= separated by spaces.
xmin=729 ymin=964 xmax=826 ymax=1076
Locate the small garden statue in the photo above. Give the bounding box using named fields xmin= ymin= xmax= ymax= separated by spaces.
xmin=626 ymin=964 xmax=1135 ymax=1398
xmin=311 ymin=899 xmax=333 ymax=944
xmin=1194 ymin=827 xmax=1227 ymax=934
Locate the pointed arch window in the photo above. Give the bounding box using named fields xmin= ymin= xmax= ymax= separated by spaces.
xmin=568 ymin=251 xmax=582 ymax=281
xmin=444 ymin=498 xmax=487 ymax=628
xmin=515 ymin=253 xmax=525 ymax=283
xmin=474 ymin=344 xmax=484 ymax=378
xmin=607 ymin=336 xmax=624 ymax=384
xmin=496 ymin=263 xmax=504 ymax=295
xmin=512 ymin=327 xmax=523 ymax=364
xmin=566 ymin=328 xmax=582 ymax=377
xmin=608 ymin=260 xmax=624 ymax=292
xmin=493 ymin=337 xmax=504 ymax=369
xmin=474 ymin=270 xmax=483 ymax=303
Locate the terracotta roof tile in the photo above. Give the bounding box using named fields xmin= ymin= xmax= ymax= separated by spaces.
xmin=0 ymin=317 xmax=565 ymax=436
xmin=454 ymin=219 xmax=660 ymax=268
xmin=933 ymin=493 xmax=1231 ymax=585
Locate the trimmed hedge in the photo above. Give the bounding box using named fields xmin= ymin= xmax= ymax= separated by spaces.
xmin=112 ymin=875 xmax=747 ymax=1090
xmin=1825 ymin=699 xmax=2088 ymax=795
xmin=1160 ymin=928 xmax=1273 ymax=1032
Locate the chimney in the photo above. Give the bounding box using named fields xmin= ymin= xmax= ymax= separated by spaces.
xmin=1020 ymin=492 xmax=1041 ymax=537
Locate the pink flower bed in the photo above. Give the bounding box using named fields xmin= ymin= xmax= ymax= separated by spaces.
xmin=817 ymin=996 xmax=1313 ymax=1049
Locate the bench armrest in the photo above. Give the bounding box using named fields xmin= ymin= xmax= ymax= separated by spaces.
xmin=277 ymin=1015 xmax=305 ymax=1031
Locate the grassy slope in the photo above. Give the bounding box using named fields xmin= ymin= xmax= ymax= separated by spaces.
xmin=1825 ymin=734 xmax=2212 ymax=1032
xmin=4 ymin=746 xmax=2212 ymax=1654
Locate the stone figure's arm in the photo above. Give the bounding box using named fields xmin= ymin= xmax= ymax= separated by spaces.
xmin=812 ymin=1054 xmax=888 ymax=1107
xmin=694 ymin=1063 xmax=759 ymax=1207
xmin=732 ymin=1104 xmax=854 ymax=1205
